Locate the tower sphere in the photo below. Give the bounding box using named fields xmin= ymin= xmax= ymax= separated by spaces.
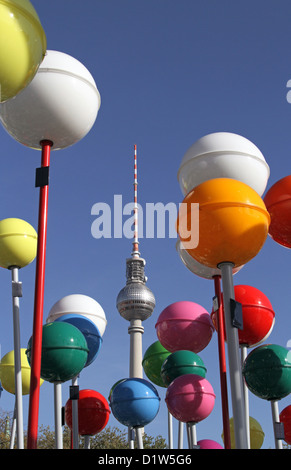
xmin=117 ymin=281 xmax=155 ymax=321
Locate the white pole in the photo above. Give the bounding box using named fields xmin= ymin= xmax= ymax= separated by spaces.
xmin=271 ymin=400 xmax=283 ymax=449
xmin=71 ymin=376 xmax=79 ymax=449
xmin=54 ymin=382 xmax=63 ymax=449
xmin=178 ymin=421 xmax=184 ymax=449
xmin=218 ymin=262 xmax=248 ymax=449
xmin=11 ymin=267 xmax=24 ymax=449
xmin=168 ymin=411 xmax=173 ymax=449
xmin=241 ymin=345 xmax=250 ymax=448
xmin=135 ymin=427 xmax=144 ymax=449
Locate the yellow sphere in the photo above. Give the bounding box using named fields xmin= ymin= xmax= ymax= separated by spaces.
xmin=222 ymin=416 xmax=265 ymax=449
xmin=0 ymin=218 xmax=37 ymax=268
xmin=177 ymin=178 xmax=270 ymax=268
xmin=0 ymin=0 xmax=46 ymax=102
xmin=0 ymin=348 xmax=43 ymax=395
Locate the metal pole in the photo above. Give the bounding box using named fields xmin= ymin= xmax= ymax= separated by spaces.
xmin=271 ymin=400 xmax=283 ymax=449
xmin=10 ymin=267 xmax=24 ymax=448
xmin=54 ymin=382 xmax=63 ymax=449
xmin=135 ymin=427 xmax=143 ymax=449
xmin=218 ymin=262 xmax=248 ymax=449
xmin=168 ymin=411 xmax=173 ymax=449
xmin=178 ymin=421 xmax=184 ymax=449
xmin=213 ymin=275 xmax=231 ymax=449
xmin=84 ymin=435 xmax=90 ymax=449
xmin=71 ymin=376 xmax=79 ymax=449
xmin=27 ymin=140 xmax=52 ymax=449
xmin=241 ymin=345 xmax=250 ymax=448
xmin=187 ymin=422 xmax=197 ymax=448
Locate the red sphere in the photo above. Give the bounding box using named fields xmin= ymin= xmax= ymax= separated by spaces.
xmin=65 ymin=389 xmax=110 ymax=436
xmin=211 ymin=285 xmax=275 ymax=347
xmin=264 ymin=175 xmax=291 ymax=248
xmin=280 ymin=405 xmax=291 ymax=445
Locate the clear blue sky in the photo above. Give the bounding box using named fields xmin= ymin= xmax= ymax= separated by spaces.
xmin=0 ymin=0 xmax=290 ymax=449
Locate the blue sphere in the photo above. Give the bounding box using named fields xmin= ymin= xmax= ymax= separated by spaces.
xmin=110 ymin=378 xmax=160 ymax=427
xmin=55 ymin=313 xmax=102 ymax=367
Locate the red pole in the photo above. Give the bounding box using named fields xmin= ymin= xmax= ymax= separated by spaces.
xmin=213 ymin=275 xmax=231 ymax=449
xmin=27 ymin=140 xmax=52 ymax=449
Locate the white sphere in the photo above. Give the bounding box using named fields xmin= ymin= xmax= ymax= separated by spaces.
xmin=176 ymin=240 xmax=242 ymax=280
xmin=0 ymin=50 xmax=101 ymax=150
xmin=178 ymin=132 xmax=270 ymax=196
xmin=46 ymin=294 xmax=107 ymax=337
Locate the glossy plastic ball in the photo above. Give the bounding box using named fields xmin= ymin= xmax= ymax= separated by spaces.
xmin=242 ymin=344 xmax=291 ymax=400
xmin=0 ymin=50 xmax=100 ymax=150
xmin=211 ymin=285 xmax=275 ymax=347
xmin=222 ymin=416 xmax=265 ymax=449
xmin=142 ymin=341 xmax=171 ymax=387
xmin=197 ymin=439 xmax=223 ymax=449
xmin=0 ymin=218 xmax=37 ymax=269
xmin=55 ymin=314 xmax=102 ymax=367
xmin=280 ymin=405 xmax=291 ymax=445
xmin=47 ymin=294 xmax=107 ymax=337
xmin=110 ymin=378 xmax=160 ymax=428
xmin=161 ymin=350 xmax=207 ymax=387
xmin=0 ymin=0 xmax=46 ymax=102
xmin=0 ymin=348 xmax=43 ymax=395
xmin=155 ymin=301 xmax=214 ymax=353
xmin=65 ymin=389 xmax=110 ymax=436
xmin=178 ymin=132 xmax=269 ymax=196
xmin=165 ymin=374 xmax=215 ymax=423
xmin=26 ymin=322 xmax=89 ymax=383
xmin=264 ymin=175 xmax=291 ymax=248
xmin=177 ymin=178 xmax=270 ymax=269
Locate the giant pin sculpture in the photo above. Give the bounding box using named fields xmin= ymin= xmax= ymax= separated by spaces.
xmin=0 ymin=218 xmax=37 ymax=448
xmin=176 ymin=132 xmax=270 ymax=449
xmin=0 ymin=50 xmax=101 ymax=448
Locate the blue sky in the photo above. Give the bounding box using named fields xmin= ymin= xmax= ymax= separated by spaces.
xmin=0 ymin=0 xmax=290 ymax=449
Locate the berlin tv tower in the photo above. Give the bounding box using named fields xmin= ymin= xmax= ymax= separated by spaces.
xmin=116 ymin=145 xmax=155 ymax=378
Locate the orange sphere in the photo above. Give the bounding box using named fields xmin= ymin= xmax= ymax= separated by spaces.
xmin=264 ymin=175 xmax=291 ymax=248
xmin=177 ymin=178 xmax=270 ymax=269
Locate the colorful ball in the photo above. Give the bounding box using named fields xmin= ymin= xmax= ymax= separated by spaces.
xmin=211 ymin=285 xmax=275 ymax=347
xmin=0 ymin=218 xmax=37 ymax=269
xmin=242 ymin=344 xmax=291 ymax=400
xmin=0 ymin=348 xmax=43 ymax=395
xmin=110 ymin=378 xmax=160 ymax=428
xmin=47 ymin=294 xmax=107 ymax=337
xmin=65 ymin=389 xmax=110 ymax=436
xmin=280 ymin=405 xmax=291 ymax=445
xmin=165 ymin=374 xmax=215 ymax=423
xmin=264 ymin=175 xmax=291 ymax=248
xmin=0 ymin=0 xmax=46 ymax=102
xmin=55 ymin=314 xmax=102 ymax=367
xmin=177 ymin=178 xmax=270 ymax=269
xmin=178 ymin=132 xmax=269 ymax=197
xmin=155 ymin=301 xmax=214 ymax=353
xmin=197 ymin=439 xmax=223 ymax=449
xmin=26 ymin=322 xmax=89 ymax=383
xmin=142 ymin=341 xmax=171 ymax=387
xmin=222 ymin=416 xmax=265 ymax=449
xmin=0 ymin=50 xmax=100 ymax=150
xmin=161 ymin=350 xmax=207 ymax=387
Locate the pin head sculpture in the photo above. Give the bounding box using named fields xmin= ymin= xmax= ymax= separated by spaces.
xmin=178 ymin=132 xmax=269 ymax=197
xmin=264 ymin=175 xmax=291 ymax=248
xmin=26 ymin=322 xmax=89 ymax=383
xmin=0 ymin=50 xmax=100 ymax=150
xmin=0 ymin=0 xmax=46 ymax=102
xmin=0 ymin=218 xmax=37 ymax=269
xmin=155 ymin=301 xmax=214 ymax=353
xmin=0 ymin=348 xmax=43 ymax=395
xmin=177 ymin=178 xmax=270 ymax=269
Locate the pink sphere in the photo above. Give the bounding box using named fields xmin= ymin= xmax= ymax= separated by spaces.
xmin=197 ymin=439 xmax=223 ymax=449
xmin=165 ymin=374 xmax=216 ymax=423
xmin=155 ymin=301 xmax=214 ymax=353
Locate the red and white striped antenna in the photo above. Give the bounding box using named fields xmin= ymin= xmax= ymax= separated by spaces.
xmin=132 ymin=144 xmax=140 ymax=258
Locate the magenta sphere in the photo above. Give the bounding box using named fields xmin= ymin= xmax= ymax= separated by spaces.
xmin=197 ymin=439 xmax=223 ymax=449
xmin=165 ymin=374 xmax=216 ymax=423
xmin=155 ymin=301 xmax=214 ymax=353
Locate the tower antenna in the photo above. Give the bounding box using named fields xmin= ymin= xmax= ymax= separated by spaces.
xmin=132 ymin=144 xmax=140 ymax=258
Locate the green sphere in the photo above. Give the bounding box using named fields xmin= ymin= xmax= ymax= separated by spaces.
xmin=142 ymin=341 xmax=171 ymax=387
xmin=243 ymin=344 xmax=291 ymax=400
xmin=26 ymin=322 xmax=89 ymax=383
xmin=161 ymin=350 xmax=207 ymax=387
